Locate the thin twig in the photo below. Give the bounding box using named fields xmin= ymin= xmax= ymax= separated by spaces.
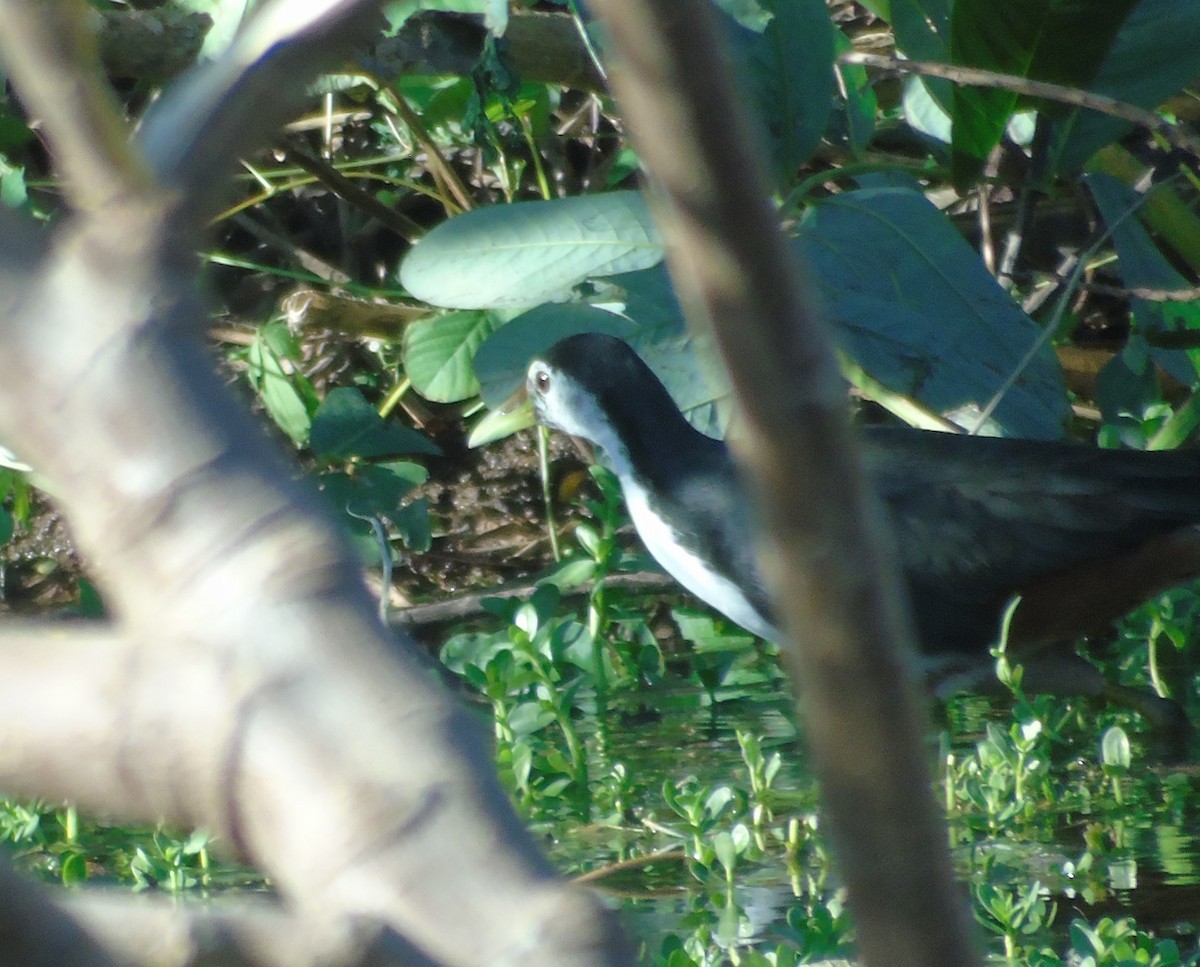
xmin=381 ymin=82 xmax=475 ymax=213
xmin=840 ymin=52 xmax=1200 ymax=163
xmin=1082 ymin=281 xmax=1200 ymax=303
xmin=275 ymin=141 xmax=424 ymax=240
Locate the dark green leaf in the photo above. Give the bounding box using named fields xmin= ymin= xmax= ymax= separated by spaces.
xmin=745 ymin=0 xmax=835 ymax=179
xmin=833 ymin=31 xmax=877 ymax=155
xmin=949 ymin=0 xmax=1137 ymax=183
xmin=796 ymin=187 xmax=1069 ymax=437
xmin=1087 ymin=172 xmax=1200 ymax=386
xmin=393 ymin=497 xmax=432 ymax=552
xmin=1047 ymin=0 xmax=1200 ymax=172
xmin=320 ymin=461 xmax=428 ymax=521
xmin=1094 ymin=337 xmax=1160 ymax=435
xmin=310 ymin=388 xmax=440 ymax=459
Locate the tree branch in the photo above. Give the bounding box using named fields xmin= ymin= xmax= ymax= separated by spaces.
xmin=0 ymin=3 xmax=629 ymax=964
xmin=587 ymin=2 xmax=979 ymax=965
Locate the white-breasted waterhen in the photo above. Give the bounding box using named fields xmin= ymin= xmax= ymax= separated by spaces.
xmin=509 ymin=332 xmax=1200 ymax=728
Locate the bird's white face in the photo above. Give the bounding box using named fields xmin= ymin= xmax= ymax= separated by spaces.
xmin=526 ymin=357 xmax=631 ymax=478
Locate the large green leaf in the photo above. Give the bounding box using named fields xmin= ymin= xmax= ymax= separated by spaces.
xmin=403 ymin=310 xmax=499 ymax=402
xmin=399 ymin=191 xmax=664 ymax=309
xmin=1047 ymin=0 xmax=1200 ymax=173
xmin=949 ymin=0 xmax=1138 ymax=184
xmin=477 ymin=191 xmax=1069 ymax=440
xmin=796 ymin=187 xmax=1069 ymax=437
xmin=744 ymin=0 xmax=835 ymax=179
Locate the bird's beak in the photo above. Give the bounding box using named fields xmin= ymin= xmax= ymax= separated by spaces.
xmin=467 ymin=382 xmax=536 ymax=448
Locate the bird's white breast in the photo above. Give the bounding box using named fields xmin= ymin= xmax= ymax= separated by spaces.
xmin=621 ymin=475 xmax=777 ymax=641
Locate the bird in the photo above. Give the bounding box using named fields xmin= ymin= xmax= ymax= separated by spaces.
xmin=522 ymin=331 xmax=1200 ymax=728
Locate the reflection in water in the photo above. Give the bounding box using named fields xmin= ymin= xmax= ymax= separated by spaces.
xmin=551 ymin=677 xmax=1200 ymax=959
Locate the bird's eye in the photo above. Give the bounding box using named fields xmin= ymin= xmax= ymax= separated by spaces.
xmin=533 ymin=369 xmax=551 ymax=394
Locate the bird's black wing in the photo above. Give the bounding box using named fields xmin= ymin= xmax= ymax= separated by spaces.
xmin=863 ymin=427 xmax=1200 ymax=652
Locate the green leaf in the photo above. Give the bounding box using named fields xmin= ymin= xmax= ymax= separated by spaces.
xmin=310 ymin=388 xmax=440 ymax=459
xmin=0 ymin=505 xmax=11 ymax=544
xmin=949 ymin=0 xmax=1138 ymax=183
xmin=60 ymin=850 xmax=87 ymax=886
xmin=1094 ymin=337 xmax=1160 ymax=435
xmin=0 ymin=157 xmax=28 ymax=212
xmin=796 ymin=187 xmax=1069 ymax=437
xmin=745 ymin=0 xmax=835 ymax=179
xmin=403 ymin=310 xmax=499 ymax=402
xmin=834 ymin=30 xmax=877 ymax=156
xmin=399 ymin=191 xmax=664 ymax=309
xmin=903 ymin=75 xmax=953 ymax=144
xmin=319 ymin=460 xmax=429 ymax=523
xmin=539 ymin=557 xmax=598 ymax=589
xmin=247 ymin=330 xmax=312 ymax=446
xmin=713 ymin=831 xmax=737 ymax=875
xmin=1047 ymin=0 xmax=1200 ymax=173
xmin=1100 ymin=725 xmax=1132 ymax=769
xmin=393 ymin=496 xmax=432 ymax=552
xmin=890 ymin=0 xmax=954 ymax=113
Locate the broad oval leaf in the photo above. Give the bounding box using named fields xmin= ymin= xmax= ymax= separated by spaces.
xmin=796 ymin=186 xmax=1069 ymax=437
xmin=399 ymin=191 xmax=664 ymax=309
xmin=403 ymin=310 xmax=499 ymax=402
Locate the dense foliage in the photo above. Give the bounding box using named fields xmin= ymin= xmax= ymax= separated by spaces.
xmin=4 ymin=0 xmax=1200 ymax=963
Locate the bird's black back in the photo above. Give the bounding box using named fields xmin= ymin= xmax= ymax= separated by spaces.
xmin=865 ymin=427 xmax=1200 ymax=654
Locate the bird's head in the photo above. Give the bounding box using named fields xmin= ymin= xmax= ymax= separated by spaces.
xmin=467 ymin=332 xmax=684 ymax=465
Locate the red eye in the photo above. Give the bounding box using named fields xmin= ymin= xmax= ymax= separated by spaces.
xmin=534 ymin=370 xmax=551 ymax=394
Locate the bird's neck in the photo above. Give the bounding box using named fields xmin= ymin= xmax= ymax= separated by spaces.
xmin=591 ymin=400 xmax=723 ymax=495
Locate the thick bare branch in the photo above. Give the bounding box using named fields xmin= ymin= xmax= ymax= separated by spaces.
xmin=0 ymin=0 xmax=151 ymax=212
xmin=587 ymin=2 xmax=979 ymax=965
xmin=0 ymin=3 xmax=630 ymax=964
xmin=62 ymin=894 xmax=437 ymax=967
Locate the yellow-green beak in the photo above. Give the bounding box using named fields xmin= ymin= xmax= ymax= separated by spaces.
xmin=466 ymin=382 xmax=537 ymax=448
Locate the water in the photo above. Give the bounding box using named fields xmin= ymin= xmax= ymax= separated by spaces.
xmin=543 ymin=677 xmax=1200 ymax=963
